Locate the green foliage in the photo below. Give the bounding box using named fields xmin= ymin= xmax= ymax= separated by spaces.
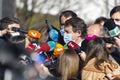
xmin=16 ymin=8 xmax=60 ymax=30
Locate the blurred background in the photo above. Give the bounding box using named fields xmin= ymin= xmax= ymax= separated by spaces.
xmin=0 ymin=0 xmax=120 ymax=30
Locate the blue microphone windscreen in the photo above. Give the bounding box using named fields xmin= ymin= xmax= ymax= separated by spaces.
xmin=47 ymin=41 xmax=56 ymax=51
xmin=32 ymin=52 xmax=46 ymax=64
xmin=49 ymin=29 xmax=59 ymax=42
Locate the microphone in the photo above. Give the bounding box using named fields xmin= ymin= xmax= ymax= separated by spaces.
xmin=12 ymin=27 xmax=28 ymax=34
xmin=35 ymin=41 xmax=56 ymax=53
xmin=47 ymin=41 xmax=56 ymax=51
xmin=53 ymin=43 xmax=64 ymax=57
xmin=104 ymin=18 xmax=120 ymax=37
xmin=45 ymin=20 xmax=52 ymax=30
xmin=31 ymin=51 xmax=56 ymax=67
xmin=12 ymin=27 xmax=41 ymax=39
xmin=26 ymin=43 xmax=37 ymax=52
xmin=31 ymin=51 xmax=47 ymax=64
xmin=28 ymin=30 xmax=41 ymax=39
xmin=43 ymin=58 xmax=56 ymax=67
xmin=35 ymin=43 xmax=50 ymax=53
xmin=45 ymin=20 xmax=59 ymax=42
xmin=67 ymin=41 xmax=81 ymax=54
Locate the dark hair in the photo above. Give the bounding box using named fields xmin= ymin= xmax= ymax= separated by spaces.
xmin=110 ymin=6 xmax=120 ymax=17
xmin=65 ymin=17 xmax=87 ymax=38
xmin=0 ymin=17 xmax=20 ymax=30
xmin=94 ymin=16 xmax=108 ymax=24
xmin=59 ymin=10 xmax=77 ymax=25
xmin=85 ymin=38 xmax=110 ymax=70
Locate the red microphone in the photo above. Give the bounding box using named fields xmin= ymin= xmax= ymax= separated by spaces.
xmin=35 ymin=41 xmax=56 ymax=53
xmin=26 ymin=43 xmax=36 ymax=52
xmin=67 ymin=41 xmax=81 ymax=54
xmin=35 ymin=43 xmax=50 ymax=53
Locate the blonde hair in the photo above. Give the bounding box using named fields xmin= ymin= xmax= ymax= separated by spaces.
xmin=58 ymin=49 xmax=80 ymax=80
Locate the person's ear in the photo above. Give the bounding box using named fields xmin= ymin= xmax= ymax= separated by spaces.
xmin=76 ymin=30 xmax=81 ymax=36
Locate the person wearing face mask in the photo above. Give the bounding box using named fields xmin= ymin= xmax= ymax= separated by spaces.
xmin=0 ymin=17 xmax=21 ymax=44
xmin=110 ymin=6 xmax=120 ymax=26
xmin=63 ymin=17 xmax=87 ymax=73
xmin=77 ymin=24 xmax=106 ymax=61
xmin=58 ymin=10 xmax=77 ymax=45
xmin=64 ymin=17 xmax=87 ymax=46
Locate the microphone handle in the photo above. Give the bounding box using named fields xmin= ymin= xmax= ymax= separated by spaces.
xmin=12 ymin=27 xmax=28 ymax=34
xmin=45 ymin=20 xmax=52 ymax=30
xmin=75 ymin=47 xmax=81 ymax=54
xmin=19 ymin=29 xmax=28 ymax=34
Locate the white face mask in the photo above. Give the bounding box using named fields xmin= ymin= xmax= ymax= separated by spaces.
xmin=63 ymin=33 xmax=72 ymax=44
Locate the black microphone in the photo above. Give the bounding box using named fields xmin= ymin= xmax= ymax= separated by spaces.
xmin=12 ymin=27 xmax=28 ymax=34
xmin=104 ymin=18 xmax=120 ymax=37
xmin=43 ymin=58 xmax=57 ymax=68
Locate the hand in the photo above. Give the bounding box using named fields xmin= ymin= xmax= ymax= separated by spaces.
xmin=114 ymin=36 xmax=120 ymax=47
xmin=0 ymin=29 xmax=8 ymax=35
xmin=34 ymin=63 xmax=52 ymax=79
xmin=78 ymin=51 xmax=86 ymax=61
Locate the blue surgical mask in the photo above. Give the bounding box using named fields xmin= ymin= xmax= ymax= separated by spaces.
xmin=63 ymin=33 xmax=72 ymax=44
xmin=60 ymin=26 xmax=65 ymax=36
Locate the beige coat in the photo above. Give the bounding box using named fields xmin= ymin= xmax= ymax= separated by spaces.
xmin=82 ymin=58 xmax=120 ymax=80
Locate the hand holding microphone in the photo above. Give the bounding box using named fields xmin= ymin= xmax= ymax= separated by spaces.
xmin=67 ymin=41 xmax=86 ymax=61
xmin=67 ymin=41 xmax=81 ymax=54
